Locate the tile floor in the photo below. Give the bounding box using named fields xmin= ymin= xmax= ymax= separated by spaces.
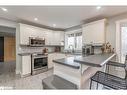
xmin=0 ymin=61 xmax=53 ymax=89
xmin=1 ymin=70 xmax=53 ymax=90
xmin=0 ymin=61 xmax=125 ymax=90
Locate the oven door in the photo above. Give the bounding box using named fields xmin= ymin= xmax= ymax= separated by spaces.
xmin=32 ymin=56 xmax=48 ymax=70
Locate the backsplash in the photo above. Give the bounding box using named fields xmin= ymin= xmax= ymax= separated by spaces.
xmin=19 ymin=47 xmax=54 ymax=53
xmin=94 ymin=48 xmax=102 ymax=54
xmin=18 ymin=46 xmax=64 ymax=54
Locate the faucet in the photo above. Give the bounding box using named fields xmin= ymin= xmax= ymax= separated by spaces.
xmin=68 ymin=45 xmax=75 ymax=53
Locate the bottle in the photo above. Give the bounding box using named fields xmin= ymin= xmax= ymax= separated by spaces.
xmin=112 ymin=48 xmax=115 ymax=53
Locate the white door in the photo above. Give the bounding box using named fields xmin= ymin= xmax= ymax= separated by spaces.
xmin=121 ymin=26 xmax=127 ymax=63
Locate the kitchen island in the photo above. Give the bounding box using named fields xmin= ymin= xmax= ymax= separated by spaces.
xmin=53 ymin=53 xmax=116 ymax=89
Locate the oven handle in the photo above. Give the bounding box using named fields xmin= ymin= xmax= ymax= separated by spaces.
xmin=32 ymin=56 xmax=48 ymax=59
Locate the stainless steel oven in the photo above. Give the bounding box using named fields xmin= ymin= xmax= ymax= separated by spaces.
xmin=31 ymin=54 xmax=48 ymax=75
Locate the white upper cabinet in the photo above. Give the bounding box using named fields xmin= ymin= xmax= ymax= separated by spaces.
xmin=82 ymin=19 xmax=106 ymax=44
xmin=19 ymin=23 xmax=46 ymax=45
xmin=45 ymin=30 xmax=64 ymax=45
xmin=52 ymin=31 xmax=65 ymax=45
xmin=45 ymin=30 xmax=53 ymax=45
xmin=19 ymin=23 xmax=64 ymax=45
xmin=59 ymin=31 xmax=65 ymax=42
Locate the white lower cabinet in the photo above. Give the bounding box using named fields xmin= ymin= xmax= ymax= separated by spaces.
xmin=21 ymin=55 xmax=31 ymax=76
xmin=48 ymin=53 xmax=74 ymax=69
xmin=48 ymin=53 xmax=55 ymax=69
xmin=48 ymin=53 xmax=65 ymax=69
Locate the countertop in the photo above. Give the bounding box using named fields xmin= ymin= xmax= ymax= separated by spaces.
xmin=53 ymin=57 xmax=80 ymax=69
xmin=18 ymin=52 xmax=82 ymax=56
xmin=74 ymin=53 xmax=116 ymax=67
xmin=18 ymin=52 xmax=42 ymax=56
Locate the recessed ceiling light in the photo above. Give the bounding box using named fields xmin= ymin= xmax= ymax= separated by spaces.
xmin=53 ymin=24 xmax=56 ymax=27
xmin=96 ymin=6 xmax=101 ymax=10
xmin=1 ymin=8 xmax=8 ymax=12
xmin=34 ymin=18 xmax=38 ymax=21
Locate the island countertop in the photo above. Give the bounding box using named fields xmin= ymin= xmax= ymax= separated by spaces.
xmin=53 ymin=57 xmax=80 ymax=69
xmin=74 ymin=53 xmax=116 ymax=67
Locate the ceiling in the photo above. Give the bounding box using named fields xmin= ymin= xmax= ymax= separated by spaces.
xmin=0 ymin=26 xmax=16 ymax=36
xmin=0 ymin=6 xmax=127 ymax=29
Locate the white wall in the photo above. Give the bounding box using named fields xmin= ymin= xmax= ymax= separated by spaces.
xmin=16 ymin=24 xmax=21 ymax=74
xmin=0 ymin=18 xmax=17 ymax=28
xmin=106 ymin=12 xmax=127 ymax=49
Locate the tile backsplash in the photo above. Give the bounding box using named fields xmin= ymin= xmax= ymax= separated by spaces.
xmin=18 ymin=46 xmax=64 ymax=54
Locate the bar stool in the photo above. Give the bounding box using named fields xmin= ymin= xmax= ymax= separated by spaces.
xmin=90 ymin=55 xmax=127 ymax=90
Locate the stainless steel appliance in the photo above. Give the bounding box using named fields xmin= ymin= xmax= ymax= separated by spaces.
xmin=31 ymin=53 xmax=48 ymax=75
xmin=82 ymin=44 xmax=94 ymax=56
xmin=29 ymin=37 xmax=45 ymax=46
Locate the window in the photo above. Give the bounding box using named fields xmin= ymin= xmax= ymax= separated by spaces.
xmin=67 ymin=34 xmax=75 ymax=50
xmin=75 ymin=32 xmax=82 ymax=50
xmin=66 ymin=31 xmax=82 ymax=50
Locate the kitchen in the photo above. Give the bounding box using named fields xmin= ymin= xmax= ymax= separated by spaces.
xmin=17 ymin=19 xmax=105 ymax=77
xmin=0 ymin=6 xmax=127 ymax=89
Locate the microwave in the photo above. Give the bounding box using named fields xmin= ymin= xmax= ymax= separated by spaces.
xmin=29 ymin=37 xmax=45 ymax=46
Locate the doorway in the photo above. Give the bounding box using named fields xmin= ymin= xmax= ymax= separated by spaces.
xmin=0 ymin=26 xmax=16 ymax=75
xmin=0 ymin=37 xmax=4 ymax=62
xmin=121 ymin=24 xmax=127 ymax=63
xmin=121 ymin=26 xmax=127 ymax=63
xmin=0 ymin=26 xmax=16 ymax=62
xmin=4 ymin=37 xmax=16 ymax=62
xmin=116 ymin=19 xmax=127 ymax=63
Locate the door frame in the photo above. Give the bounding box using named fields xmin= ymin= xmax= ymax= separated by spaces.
xmin=116 ymin=19 xmax=127 ymax=62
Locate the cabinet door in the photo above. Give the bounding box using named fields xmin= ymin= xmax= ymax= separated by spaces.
xmin=45 ymin=30 xmax=53 ymax=45
xmin=48 ymin=53 xmax=56 ymax=69
xmin=82 ymin=19 xmax=106 ymax=44
xmin=48 ymin=53 xmax=66 ymax=69
xmin=60 ymin=31 xmax=65 ymax=42
xmin=52 ymin=31 xmax=64 ymax=45
xmin=36 ymin=28 xmax=47 ymax=39
xmin=22 ymin=55 xmax=31 ymax=75
xmin=20 ymin=24 xmax=37 ymax=45
xmin=56 ymin=53 xmax=66 ymax=59
xmin=20 ymin=24 xmax=29 ymax=45
xmin=52 ymin=31 xmax=58 ymax=45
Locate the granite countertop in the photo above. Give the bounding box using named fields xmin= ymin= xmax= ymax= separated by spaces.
xmin=53 ymin=57 xmax=80 ymax=69
xmin=18 ymin=52 xmax=58 ymax=56
xmin=18 ymin=53 xmax=33 ymax=56
xmin=74 ymin=53 xmax=116 ymax=67
xmin=18 ymin=52 xmax=42 ymax=56
xmin=18 ymin=52 xmax=82 ymax=56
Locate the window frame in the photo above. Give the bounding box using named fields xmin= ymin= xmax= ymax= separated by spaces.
xmin=65 ymin=29 xmax=82 ymax=50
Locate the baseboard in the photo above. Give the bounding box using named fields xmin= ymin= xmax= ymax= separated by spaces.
xmin=15 ymin=70 xmax=20 ymax=74
xmin=21 ymin=73 xmax=31 ymax=78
